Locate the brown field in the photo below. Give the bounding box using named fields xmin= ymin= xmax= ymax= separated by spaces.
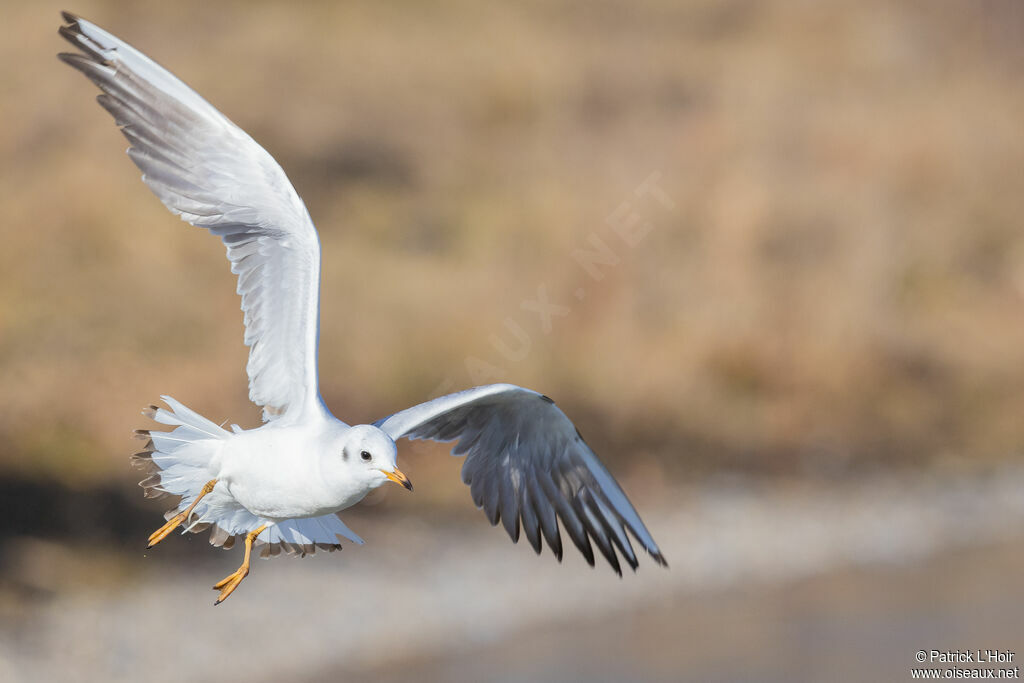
xmin=2 ymin=0 xmax=1023 ymax=485
xmin=2 ymin=1 xmax=1024 ymax=680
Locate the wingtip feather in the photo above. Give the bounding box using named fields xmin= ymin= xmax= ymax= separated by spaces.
xmin=501 ymin=510 xmax=520 ymax=543
xmin=56 ymin=51 xmax=89 ymax=69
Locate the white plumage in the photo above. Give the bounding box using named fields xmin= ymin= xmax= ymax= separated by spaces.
xmin=59 ymin=11 xmax=665 ymax=604
xmin=61 ymin=12 xmax=321 ymax=422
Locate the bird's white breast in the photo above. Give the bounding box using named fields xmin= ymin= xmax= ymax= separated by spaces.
xmin=215 ymin=424 xmax=367 ymax=520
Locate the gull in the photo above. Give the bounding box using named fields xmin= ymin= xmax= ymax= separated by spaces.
xmin=58 ymin=11 xmax=667 ymax=604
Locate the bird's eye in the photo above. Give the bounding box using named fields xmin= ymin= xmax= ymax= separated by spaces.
xmin=360 ymin=450 xmax=372 ymax=461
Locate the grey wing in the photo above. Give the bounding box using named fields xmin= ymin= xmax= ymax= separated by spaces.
xmin=375 ymin=384 xmax=667 ymax=574
xmin=58 ymin=13 xmax=322 ymax=421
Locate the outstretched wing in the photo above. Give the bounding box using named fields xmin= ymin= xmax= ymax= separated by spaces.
xmin=59 ymin=12 xmax=321 ymax=421
xmin=375 ymin=384 xmax=667 ymax=574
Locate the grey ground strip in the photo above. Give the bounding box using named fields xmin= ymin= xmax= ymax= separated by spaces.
xmin=2 ymin=465 xmax=1023 ymax=683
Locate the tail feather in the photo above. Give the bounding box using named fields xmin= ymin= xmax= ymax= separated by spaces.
xmin=255 ymin=515 xmax=364 ymax=558
xmin=149 ymin=395 xmax=231 ymax=438
xmin=132 ymin=432 xmax=167 ymax=499
xmin=137 ymin=396 xmax=233 ymax=525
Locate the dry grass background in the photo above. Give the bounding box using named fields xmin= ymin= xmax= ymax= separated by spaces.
xmin=2 ymin=0 xmax=1024 ymax=492
xmin=3 ymin=2 xmax=1024 ymax=681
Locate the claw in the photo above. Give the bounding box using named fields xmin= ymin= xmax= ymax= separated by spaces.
xmin=210 ymin=524 xmax=266 ymax=605
xmin=147 ymin=512 xmax=186 ymax=548
xmin=213 ymin=570 xmax=247 ymax=604
xmin=146 ymin=479 xmax=217 ymax=549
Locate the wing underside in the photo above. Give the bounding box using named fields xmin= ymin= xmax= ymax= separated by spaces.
xmin=59 ymin=12 xmax=323 ymax=421
xmin=376 ymin=384 xmax=667 ymax=574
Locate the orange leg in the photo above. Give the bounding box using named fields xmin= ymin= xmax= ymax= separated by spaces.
xmin=212 ymin=524 xmax=267 ymax=605
xmin=147 ymin=479 xmax=217 ymax=548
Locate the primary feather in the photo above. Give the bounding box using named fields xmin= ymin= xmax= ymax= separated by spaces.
xmin=58 ymin=11 xmax=322 ymax=422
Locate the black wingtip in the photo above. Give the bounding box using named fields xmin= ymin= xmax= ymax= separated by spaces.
xmin=502 ymin=514 xmax=520 ymax=544
xmin=539 ymin=394 xmax=555 ymax=404
xmin=56 ymin=51 xmax=84 ymax=67
xmin=58 ymin=12 xmax=81 ymax=43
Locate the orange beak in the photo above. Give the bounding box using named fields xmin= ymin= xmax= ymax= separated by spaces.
xmin=381 ymin=467 xmax=413 ymax=491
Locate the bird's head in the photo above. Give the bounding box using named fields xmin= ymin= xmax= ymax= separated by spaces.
xmin=341 ymin=424 xmax=412 ymax=492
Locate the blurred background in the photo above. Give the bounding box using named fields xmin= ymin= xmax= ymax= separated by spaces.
xmin=2 ymin=0 xmax=1024 ymax=680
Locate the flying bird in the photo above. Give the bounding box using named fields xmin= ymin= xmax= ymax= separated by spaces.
xmin=58 ymin=11 xmax=666 ymax=604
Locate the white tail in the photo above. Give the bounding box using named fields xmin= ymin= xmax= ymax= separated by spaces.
xmin=132 ymin=396 xmax=230 ymax=522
